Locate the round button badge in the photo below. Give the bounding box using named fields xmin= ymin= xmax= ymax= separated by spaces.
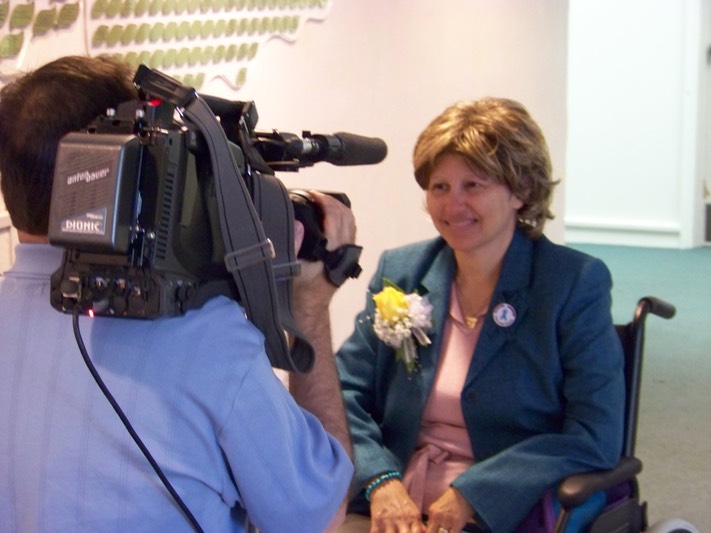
xmin=492 ymin=303 xmax=516 ymax=328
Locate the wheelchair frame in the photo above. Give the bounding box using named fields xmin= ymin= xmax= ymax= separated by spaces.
xmin=553 ymin=296 xmax=697 ymax=533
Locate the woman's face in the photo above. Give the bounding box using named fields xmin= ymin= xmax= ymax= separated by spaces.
xmin=425 ymin=153 xmax=523 ymax=257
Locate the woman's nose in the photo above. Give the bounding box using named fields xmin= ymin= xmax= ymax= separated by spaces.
xmin=443 ymin=189 xmax=466 ymax=210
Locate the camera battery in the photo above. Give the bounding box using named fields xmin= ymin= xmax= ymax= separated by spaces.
xmin=48 ymin=132 xmax=141 ymax=254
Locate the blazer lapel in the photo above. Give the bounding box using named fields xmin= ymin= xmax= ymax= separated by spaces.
xmin=465 ymin=230 xmax=533 ymax=388
xmin=415 ymin=246 xmax=456 ymax=388
xmin=383 ymin=243 xmax=455 ymax=462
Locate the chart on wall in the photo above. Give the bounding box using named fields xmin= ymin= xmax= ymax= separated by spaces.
xmin=0 ymin=0 xmax=330 ymax=88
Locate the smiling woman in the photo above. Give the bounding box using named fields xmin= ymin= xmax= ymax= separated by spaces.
xmin=336 ymin=97 xmax=626 ymax=533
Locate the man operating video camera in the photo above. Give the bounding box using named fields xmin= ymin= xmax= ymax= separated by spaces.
xmin=0 ymin=55 xmax=354 ymax=532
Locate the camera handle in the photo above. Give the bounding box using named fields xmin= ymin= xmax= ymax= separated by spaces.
xmin=323 ymin=244 xmax=363 ymax=287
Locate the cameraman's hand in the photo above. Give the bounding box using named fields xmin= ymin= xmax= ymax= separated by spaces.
xmin=289 ymin=190 xmax=355 ymax=468
xmin=294 ymin=190 xmax=357 ymax=303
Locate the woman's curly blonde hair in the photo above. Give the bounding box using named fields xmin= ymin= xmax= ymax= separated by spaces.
xmin=413 ymin=98 xmax=558 ymax=239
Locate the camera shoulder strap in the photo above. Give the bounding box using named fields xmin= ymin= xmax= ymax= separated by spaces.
xmin=246 ymin=169 xmax=315 ymax=372
xmin=134 ymin=65 xmax=314 ymax=372
xmin=183 ymin=96 xmax=314 ymax=372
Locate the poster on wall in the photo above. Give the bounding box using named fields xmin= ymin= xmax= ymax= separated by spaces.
xmin=0 ymin=0 xmax=330 ymax=88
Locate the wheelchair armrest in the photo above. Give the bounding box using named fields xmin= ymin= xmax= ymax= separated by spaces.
xmin=638 ymin=296 xmax=676 ymax=321
xmin=557 ymin=456 xmax=642 ymax=508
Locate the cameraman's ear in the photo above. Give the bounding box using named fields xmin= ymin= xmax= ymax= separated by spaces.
xmin=293 ymin=219 xmax=305 ymax=256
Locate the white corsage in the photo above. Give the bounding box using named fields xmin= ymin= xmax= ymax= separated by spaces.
xmin=372 ymin=279 xmax=433 ymax=373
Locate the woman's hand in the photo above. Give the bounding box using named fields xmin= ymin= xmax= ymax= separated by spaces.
xmin=369 ymin=478 xmax=426 ymax=533
xmin=424 ymin=487 xmax=475 ymax=533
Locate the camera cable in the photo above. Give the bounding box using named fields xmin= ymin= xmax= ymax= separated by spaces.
xmin=71 ymin=306 xmax=204 ymax=533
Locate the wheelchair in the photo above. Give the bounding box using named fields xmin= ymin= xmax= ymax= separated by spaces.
xmin=553 ymin=296 xmax=699 ymax=533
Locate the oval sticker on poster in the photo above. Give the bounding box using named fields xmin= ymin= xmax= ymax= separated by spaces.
xmin=492 ymin=303 xmax=516 ymax=328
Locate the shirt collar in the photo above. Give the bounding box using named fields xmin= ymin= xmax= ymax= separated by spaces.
xmin=4 ymin=244 xmax=64 ymax=277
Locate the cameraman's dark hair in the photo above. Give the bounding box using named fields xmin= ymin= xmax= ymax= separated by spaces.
xmin=0 ymin=55 xmax=137 ymax=236
xmin=413 ymin=98 xmax=557 ymax=239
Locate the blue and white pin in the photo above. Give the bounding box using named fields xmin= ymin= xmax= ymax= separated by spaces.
xmin=492 ymin=303 xmax=516 ymax=328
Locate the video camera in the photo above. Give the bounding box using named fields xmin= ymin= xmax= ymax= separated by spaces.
xmin=47 ymin=65 xmax=387 ymax=373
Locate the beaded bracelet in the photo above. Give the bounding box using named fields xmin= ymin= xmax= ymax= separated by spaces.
xmin=364 ymin=471 xmax=402 ymax=502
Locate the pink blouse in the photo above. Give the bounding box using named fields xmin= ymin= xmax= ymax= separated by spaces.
xmin=402 ymin=284 xmax=486 ymax=513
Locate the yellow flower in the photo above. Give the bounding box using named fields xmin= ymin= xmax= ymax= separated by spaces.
xmin=372 ymin=286 xmax=408 ymax=324
xmin=371 ymin=280 xmax=433 ymax=374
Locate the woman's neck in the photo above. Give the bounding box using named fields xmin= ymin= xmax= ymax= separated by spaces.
xmin=453 ymin=230 xmax=513 ymax=287
xmin=454 ymin=252 xmax=502 ymax=288
xmin=452 ymin=232 xmax=513 ymax=322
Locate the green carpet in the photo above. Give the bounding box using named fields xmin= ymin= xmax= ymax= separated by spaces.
xmin=570 ymin=244 xmax=710 ymax=531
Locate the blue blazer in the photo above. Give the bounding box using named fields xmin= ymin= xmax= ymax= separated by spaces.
xmin=336 ymin=229 xmax=625 ymax=532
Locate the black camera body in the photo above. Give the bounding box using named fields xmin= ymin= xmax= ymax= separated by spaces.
xmin=47 ymin=65 xmax=382 ymax=370
xmin=49 ymin=98 xmax=232 ymax=318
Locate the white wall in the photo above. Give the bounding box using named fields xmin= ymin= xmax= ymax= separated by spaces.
xmin=565 ymin=0 xmax=707 ymax=248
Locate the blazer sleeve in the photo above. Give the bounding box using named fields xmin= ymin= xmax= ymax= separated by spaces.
xmin=336 ymin=252 xmax=404 ymax=491
xmin=452 ymin=257 xmax=625 ymax=532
